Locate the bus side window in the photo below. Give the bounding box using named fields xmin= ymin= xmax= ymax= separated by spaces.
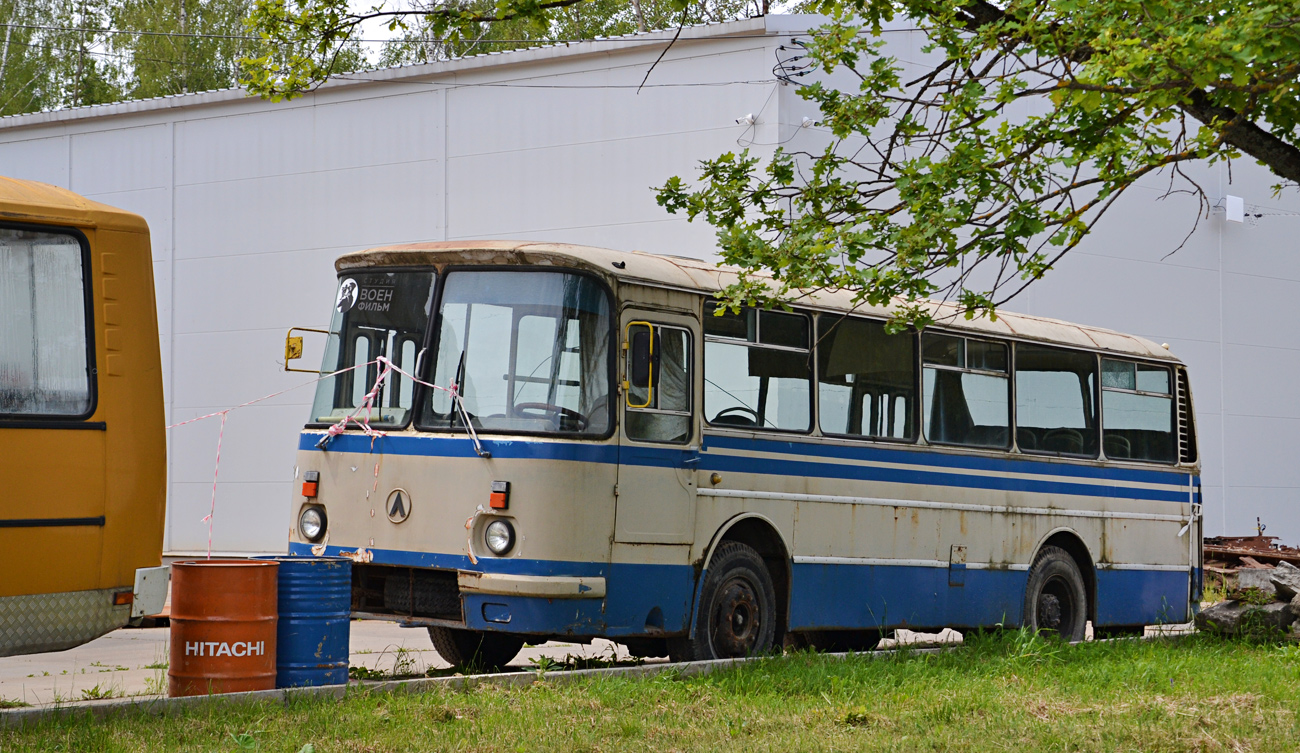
xmin=921 ymin=334 xmax=1010 ymax=448
xmin=1015 ymin=344 xmax=1098 ymax=457
xmin=624 ymin=323 xmax=692 ymax=443
xmin=703 ymin=303 xmax=812 ymax=432
xmin=817 ymin=315 xmax=916 ymax=440
xmin=1101 ymin=358 xmax=1175 ymax=463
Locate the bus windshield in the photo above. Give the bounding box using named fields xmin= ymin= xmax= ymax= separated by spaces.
xmin=423 ymin=270 xmax=611 ymax=436
xmin=310 ymin=270 xmax=436 ymax=426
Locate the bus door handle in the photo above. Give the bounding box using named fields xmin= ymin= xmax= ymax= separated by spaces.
xmin=680 ymin=453 xmax=701 ymax=468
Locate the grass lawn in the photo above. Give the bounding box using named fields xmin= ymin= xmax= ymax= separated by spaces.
xmin=4 ymin=632 xmax=1299 ymax=752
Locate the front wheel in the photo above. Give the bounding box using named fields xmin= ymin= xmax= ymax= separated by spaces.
xmin=1023 ymin=546 xmax=1088 ymax=641
xmin=427 ymin=627 xmax=525 ymax=670
xmin=670 ymin=541 xmax=777 ymax=662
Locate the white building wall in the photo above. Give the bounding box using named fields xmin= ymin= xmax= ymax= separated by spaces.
xmin=0 ymin=15 xmax=1296 ymax=551
xmin=0 ymin=19 xmax=785 ymax=554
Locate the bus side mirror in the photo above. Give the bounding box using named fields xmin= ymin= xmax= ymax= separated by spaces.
xmin=284 ymin=327 xmax=330 ymax=374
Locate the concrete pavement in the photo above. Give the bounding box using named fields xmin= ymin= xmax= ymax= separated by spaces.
xmin=0 ymin=621 xmax=634 ymax=708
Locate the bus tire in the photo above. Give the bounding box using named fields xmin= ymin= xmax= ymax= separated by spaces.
xmin=427 ymin=627 xmax=524 ymax=670
xmin=1023 ymin=546 xmax=1088 ymax=641
xmin=670 ymin=541 xmax=777 ymax=662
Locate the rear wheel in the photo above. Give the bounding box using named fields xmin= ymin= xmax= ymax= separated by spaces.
xmin=427 ymin=627 xmax=524 ymax=670
xmin=1023 ymin=546 xmax=1088 ymax=641
xmin=669 ymin=541 xmax=777 ymax=662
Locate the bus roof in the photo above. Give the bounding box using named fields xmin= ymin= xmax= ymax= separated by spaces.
xmin=337 ymin=240 xmax=1180 ymax=364
xmin=0 ymin=176 xmax=149 ymax=232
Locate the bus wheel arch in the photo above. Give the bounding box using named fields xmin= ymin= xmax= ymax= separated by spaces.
xmin=683 ymin=515 xmax=791 ymax=656
xmin=1025 ymin=529 xmax=1096 ymax=639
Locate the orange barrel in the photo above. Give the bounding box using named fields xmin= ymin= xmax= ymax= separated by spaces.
xmin=168 ymin=559 xmax=279 ymax=697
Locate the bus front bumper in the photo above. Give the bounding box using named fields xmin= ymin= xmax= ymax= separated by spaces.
xmin=457 ymin=571 xmax=605 ymax=599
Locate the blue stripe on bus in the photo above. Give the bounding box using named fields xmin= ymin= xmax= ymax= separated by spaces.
xmin=788 ymin=563 xmax=1189 ymax=630
xmin=703 ymin=453 xmax=1190 ymax=502
xmin=295 ymin=542 xmax=1189 ymax=635
xmin=299 ymin=432 xmax=622 ymax=464
xmin=300 ymin=432 xmax=1194 ymax=503
xmin=1095 ymin=569 xmax=1193 ymax=626
xmin=789 ymin=563 xmax=1026 ymax=630
xmin=290 ymin=541 xmax=611 ymax=577
xmin=702 ymin=434 xmax=1193 ymax=487
xmin=301 ymin=431 xmax=1194 ymax=486
xmin=292 ymin=542 xmax=696 ymax=637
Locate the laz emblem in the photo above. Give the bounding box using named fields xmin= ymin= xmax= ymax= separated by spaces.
xmin=385 ymin=488 xmax=411 ymax=524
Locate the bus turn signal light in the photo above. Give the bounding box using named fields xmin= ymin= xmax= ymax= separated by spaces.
xmin=113 ymin=591 xmax=133 ymax=606
xmin=490 ymin=480 xmax=510 ymax=509
xmin=302 ymin=470 xmax=320 ymax=498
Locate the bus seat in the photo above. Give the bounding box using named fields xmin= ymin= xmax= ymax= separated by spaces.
xmin=1041 ymin=428 xmax=1085 ymax=454
xmin=966 ymin=425 xmax=1008 ymax=447
xmin=1103 ymin=434 xmax=1132 ymax=459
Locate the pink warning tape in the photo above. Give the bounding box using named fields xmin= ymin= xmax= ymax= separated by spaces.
xmin=164 ymin=357 xmax=479 ymax=555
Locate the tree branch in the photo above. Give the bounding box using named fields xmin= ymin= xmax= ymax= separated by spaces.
xmin=1180 ymin=90 xmax=1300 ymax=185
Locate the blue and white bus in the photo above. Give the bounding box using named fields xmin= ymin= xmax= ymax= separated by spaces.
xmin=286 ymin=241 xmax=1201 ymax=666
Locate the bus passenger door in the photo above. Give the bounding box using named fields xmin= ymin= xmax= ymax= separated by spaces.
xmin=615 ymin=315 xmax=699 ymax=544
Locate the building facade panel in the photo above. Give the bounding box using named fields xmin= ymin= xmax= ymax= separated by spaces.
xmin=1 ymin=16 xmax=1297 ymax=550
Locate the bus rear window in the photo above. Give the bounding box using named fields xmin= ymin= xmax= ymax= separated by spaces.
xmin=0 ymin=228 xmax=92 ymax=418
xmin=310 ymin=270 xmax=436 ymax=426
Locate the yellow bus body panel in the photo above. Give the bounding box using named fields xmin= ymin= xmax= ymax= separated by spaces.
xmin=0 ymin=178 xmax=165 ymax=653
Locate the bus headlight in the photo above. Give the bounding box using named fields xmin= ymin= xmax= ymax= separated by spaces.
xmin=299 ymin=506 xmax=327 ymax=542
xmin=484 ymin=519 xmax=515 ymax=555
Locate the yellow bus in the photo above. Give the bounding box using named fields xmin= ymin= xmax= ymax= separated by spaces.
xmin=288 ymin=241 xmax=1201 ymax=666
xmin=0 ymin=177 xmax=168 ymax=657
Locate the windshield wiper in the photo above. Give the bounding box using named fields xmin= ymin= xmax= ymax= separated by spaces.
xmin=450 ymin=350 xmax=491 ymax=459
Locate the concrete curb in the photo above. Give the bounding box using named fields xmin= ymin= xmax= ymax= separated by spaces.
xmin=0 ymin=645 xmax=949 ymax=729
xmin=0 ymin=683 xmax=347 ymax=728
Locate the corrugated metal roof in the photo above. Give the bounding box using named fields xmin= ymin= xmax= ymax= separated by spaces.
xmin=0 ymin=17 xmax=771 ymax=131
xmin=337 ymin=240 xmax=1182 ymax=363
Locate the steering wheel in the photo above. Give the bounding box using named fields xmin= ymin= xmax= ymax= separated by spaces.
xmin=711 ymin=406 xmax=760 ymax=426
xmin=512 ymin=402 xmax=588 ymax=431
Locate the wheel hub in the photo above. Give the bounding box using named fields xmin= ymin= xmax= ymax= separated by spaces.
xmin=712 ymin=577 xmax=762 ymax=657
xmin=1038 ymin=593 xmax=1062 ymax=630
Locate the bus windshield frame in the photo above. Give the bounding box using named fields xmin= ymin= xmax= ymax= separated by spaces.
xmin=415 ymin=266 xmax=616 ymax=440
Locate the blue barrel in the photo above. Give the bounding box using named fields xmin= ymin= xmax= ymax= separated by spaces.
xmin=255 ymin=556 xmax=351 ymax=687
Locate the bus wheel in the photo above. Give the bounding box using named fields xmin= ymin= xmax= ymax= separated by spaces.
xmin=1023 ymin=546 xmax=1088 ymax=641
xmin=427 ymin=627 xmax=524 ymax=670
xmin=671 ymin=541 xmax=777 ymax=662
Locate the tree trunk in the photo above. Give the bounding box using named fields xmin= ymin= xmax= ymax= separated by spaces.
xmin=632 ymin=0 xmax=646 ymax=32
xmin=179 ymin=0 xmax=188 ymax=94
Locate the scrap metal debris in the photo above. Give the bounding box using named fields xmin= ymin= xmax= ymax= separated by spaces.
xmin=1204 ymin=534 xmax=1300 ymax=568
xmin=1203 ymin=533 xmax=1300 ymax=599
